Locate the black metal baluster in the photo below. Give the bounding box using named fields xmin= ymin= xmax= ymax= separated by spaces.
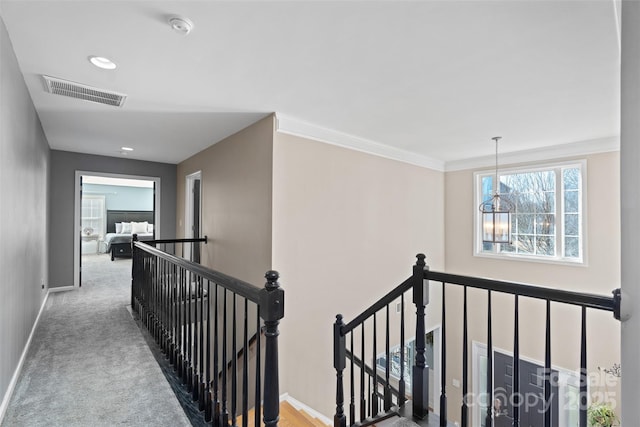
xmin=213 ymin=284 xmax=221 ymax=427
xmin=513 ymin=295 xmax=520 ymax=427
xmin=173 ymin=264 xmax=179 ymax=367
xmin=191 ymin=273 xmax=197 ymax=392
xmin=205 ymin=280 xmax=212 ymax=422
xmin=579 ymin=306 xmax=587 ymax=427
xmin=187 ymin=272 xmax=193 ymax=392
xmin=222 ymin=288 xmax=229 ymax=426
xmin=180 ymin=267 xmax=186 ymax=380
xmin=199 ymin=277 xmax=206 ymax=411
xmin=169 ymin=263 xmax=175 ymax=366
xmin=413 ymin=254 xmax=429 ymax=420
xmin=350 ymin=331 xmax=355 ymax=425
xmin=371 ymin=312 xmax=378 ymax=416
xmin=440 ymin=282 xmax=447 ymax=427
xmin=360 ymin=323 xmax=366 ymax=422
xmin=231 ymin=293 xmax=237 ymax=425
xmin=544 ymin=300 xmax=551 ymax=427
xmin=485 ymin=290 xmax=493 ymax=427
xmin=158 ymin=259 xmax=162 ymax=343
xmin=384 ymin=304 xmax=392 ymax=411
xmin=163 ymin=259 xmax=168 ymax=353
xmin=461 ymin=286 xmax=468 ymax=427
xmin=163 ymin=259 xmax=168 ymax=358
xmin=192 ymin=275 xmax=202 ymax=402
xmin=334 ymin=314 xmax=346 ymax=427
xmin=242 ymin=298 xmax=248 ymax=427
xmin=399 ymin=294 xmax=406 ymax=406
xmin=255 ymin=306 xmax=261 ymax=427
xmin=177 ymin=267 xmax=183 ymax=376
xmin=367 ymin=362 xmax=371 ymax=417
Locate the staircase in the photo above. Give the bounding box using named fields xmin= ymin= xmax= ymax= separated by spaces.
xmin=238 ymin=401 xmax=329 ymax=427
xmin=333 ymin=254 xmax=621 ymax=427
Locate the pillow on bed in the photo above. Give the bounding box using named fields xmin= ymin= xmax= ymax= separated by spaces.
xmin=147 ymin=224 xmax=154 ymax=233
xmin=115 ymin=222 xmax=123 ymax=234
xmin=131 ymin=221 xmax=148 ymax=234
xmin=121 ymin=222 xmax=132 ymax=234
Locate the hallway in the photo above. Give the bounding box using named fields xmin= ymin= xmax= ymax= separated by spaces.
xmin=1 ymin=255 xmax=190 ymax=426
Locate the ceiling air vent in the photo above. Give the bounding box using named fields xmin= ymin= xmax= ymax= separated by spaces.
xmin=42 ymin=75 xmax=126 ymax=107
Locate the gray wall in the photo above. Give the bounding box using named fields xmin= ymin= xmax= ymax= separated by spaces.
xmin=0 ymin=16 xmax=50 ymax=409
xmin=49 ymin=151 xmax=176 ymax=288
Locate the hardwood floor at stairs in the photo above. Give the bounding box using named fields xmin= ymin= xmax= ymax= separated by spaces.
xmin=237 ymin=401 xmax=329 ymax=426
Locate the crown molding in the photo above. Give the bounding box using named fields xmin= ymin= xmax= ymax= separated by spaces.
xmin=444 ymin=136 xmax=620 ymax=172
xmin=275 ymin=114 xmax=446 ymax=171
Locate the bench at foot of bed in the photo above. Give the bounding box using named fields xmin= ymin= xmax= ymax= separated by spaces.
xmin=110 ymin=243 xmax=132 ymax=260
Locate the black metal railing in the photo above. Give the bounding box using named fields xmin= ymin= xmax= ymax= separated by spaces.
xmin=145 ymin=235 xmax=209 ymax=263
xmin=333 ymin=254 xmax=621 ymax=427
xmin=131 ymin=236 xmax=284 ymax=426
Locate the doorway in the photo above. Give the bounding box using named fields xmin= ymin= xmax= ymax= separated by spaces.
xmin=473 ymin=343 xmax=579 ymax=427
xmin=184 ymin=171 xmax=202 ymax=263
xmin=74 ymin=171 xmax=161 ymax=288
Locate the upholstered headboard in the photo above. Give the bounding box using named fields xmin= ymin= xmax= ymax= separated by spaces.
xmin=106 ymin=210 xmax=154 ymax=233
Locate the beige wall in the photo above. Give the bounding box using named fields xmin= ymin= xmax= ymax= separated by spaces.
xmin=444 ymin=151 xmax=621 ymax=424
xmin=272 ymin=132 xmax=445 ymax=417
xmin=176 ymin=115 xmax=274 ymax=286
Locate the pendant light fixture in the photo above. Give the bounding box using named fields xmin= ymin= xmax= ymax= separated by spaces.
xmin=479 ymin=136 xmax=512 ymax=244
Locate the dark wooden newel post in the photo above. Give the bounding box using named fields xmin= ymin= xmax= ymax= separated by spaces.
xmin=333 ymin=314 xmax=346 ymax=427
xmin=412 ymin=254 xmax=430 ymax=420
xmin=261 ymin=271 xmax=285 ymax=427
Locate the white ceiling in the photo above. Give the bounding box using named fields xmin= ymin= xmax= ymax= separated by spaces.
xmin=0 ymin=0 xmax=620 ymax=167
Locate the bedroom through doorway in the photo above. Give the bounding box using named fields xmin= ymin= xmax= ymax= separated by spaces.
xmin=76 ymin=172 xmax=160 ymax=288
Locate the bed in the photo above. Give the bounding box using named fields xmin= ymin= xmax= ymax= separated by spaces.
xmin=103 ymin=210 xmax=155 ymax=260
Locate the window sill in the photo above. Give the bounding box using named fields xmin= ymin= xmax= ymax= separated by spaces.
xmin=473 ymin=251 xmax=587 ymax=267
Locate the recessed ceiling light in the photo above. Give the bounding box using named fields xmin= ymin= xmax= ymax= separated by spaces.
xmin=169 ymin=16 xmax=194 ymax=35
xmin=89 ymin=56 xmax=117 ymax=70
xmin=121 ymin=146 xmax=134 ymax=151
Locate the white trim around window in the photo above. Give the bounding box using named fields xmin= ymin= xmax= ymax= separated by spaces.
xmin=473 ymin=160 xmax=588 ymax=266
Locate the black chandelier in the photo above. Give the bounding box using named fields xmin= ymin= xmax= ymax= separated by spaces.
xmin=479 ymin=136 xmax=513 ymax=244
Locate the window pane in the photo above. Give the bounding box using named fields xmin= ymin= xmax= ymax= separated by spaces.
xmin=516 ymin=235 xmax=535 ymax=254
xmin=482 ymin=176 xmax=493 ymax=201
xmin=565 ymin=236 xmax=580 ymax=258
xmin=564 ymin=190 xmax=579 ymax=213
xmin=500 ymin=242 xmax=516 ymax=253
xmin=536 ymin=214 xmax=555 ymax=235
xmin=563 ymin=167 xmax=580 ymax=190
xmin=544 ymin=191 xmax=555 ymax=212
xmin=536 ymin=236 xmax=555 ymax=256
xmin=565 ymin=214 xmax=579 ymax=236
xmin=482 ymin=242 xmax=494 ymax=252
xmin=516 ymin=214 xmax=534 ymax=234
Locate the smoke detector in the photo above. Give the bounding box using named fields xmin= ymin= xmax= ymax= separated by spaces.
xmin=42 ymin=75 xmax=127 ymax=107
xmin=169 ymin=16 xmax=194 ymax=35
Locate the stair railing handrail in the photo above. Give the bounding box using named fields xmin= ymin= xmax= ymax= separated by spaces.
xmin=133 ymin=238 xmax=262 ymax=303
xmin=423 ymin=270 xmax=619 ymax=315
xmin=145 ymin=236 xmax=209 ymax=245
xmin=132 ymin=236 xmax=284 ymax=427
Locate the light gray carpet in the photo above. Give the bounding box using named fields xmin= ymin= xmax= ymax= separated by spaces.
xmin=1 ymin=254 xmax=191 ymax=427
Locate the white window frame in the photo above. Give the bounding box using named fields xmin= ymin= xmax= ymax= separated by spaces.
xmin=473 ymin=160 xmax=587 ymax=266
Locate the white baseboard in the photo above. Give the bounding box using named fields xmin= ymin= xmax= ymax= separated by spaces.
xmin=48 ymin=285 xmax=74 ymax=293
xmin=0 ymin=290 xmax=50 ymax=423
xmin=280 ymin=392 xmax=332 ymax=425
